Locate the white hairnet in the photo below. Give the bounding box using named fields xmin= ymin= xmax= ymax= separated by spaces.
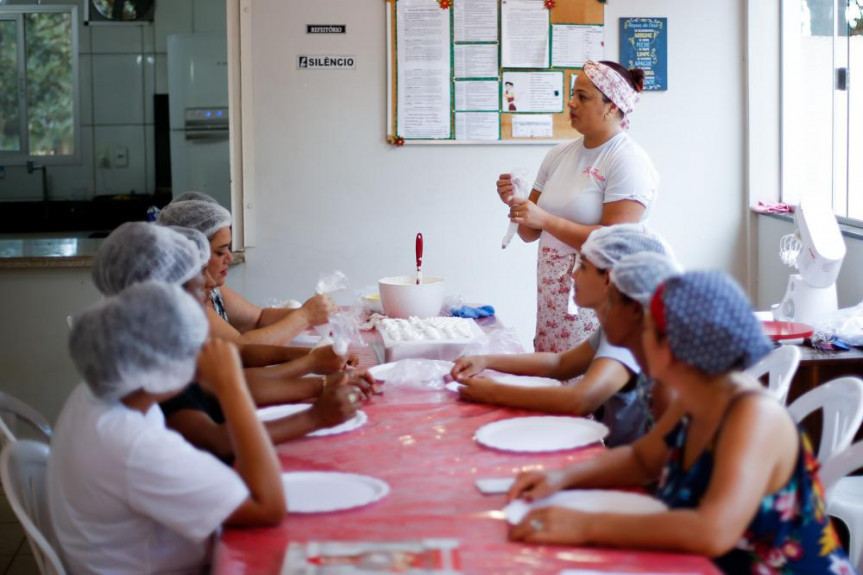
xmin=581 ymin=223 xmax=674 ymax=270
xmin=173 ymin=191 xmax=219 ymax=204
xmin=92 ymin=222 xmax=208 ymax=296
xmin=610 ymin=252 xmax=683 ymax=306
xmin=69 ymin=281 xmax=208 ymax=401
xmin=165 ymin=225 xmax=210 ymax=265
xmin=157 ymin=199 xmax=232 ymax=239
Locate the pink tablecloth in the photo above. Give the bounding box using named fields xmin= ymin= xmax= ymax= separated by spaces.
xmin=214 ymin=332 xmax=719 ymax=574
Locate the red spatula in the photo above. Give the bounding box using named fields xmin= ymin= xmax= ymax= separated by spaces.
xmin=416 ymin=233 xmax=423 ymax=285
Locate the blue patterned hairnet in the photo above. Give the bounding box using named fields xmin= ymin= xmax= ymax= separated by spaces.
xmin=657 ymin=271 xmax=772 ymax=374
xmin=610 ymin=252 xmax=683 ymax=306
xmin=157 ymin=199 xmax=232 ymax=239
xmin=92 ymin=222 xmax=207 ymax=296
xmin=69 ymin=282 xmax=208 ymax=401
xmin=581 ymin=223 xmax=674 ymax=270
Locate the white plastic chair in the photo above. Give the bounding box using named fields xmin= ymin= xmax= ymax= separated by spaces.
xmin=744 ymin=344 xmax=801 ymax=405
xmin=820 ymin=440 xmax=863 ymax=571
xmin=0 ymin=440 xmax=66 ymax=574
xmin=788 ymin=377 xmax=863 ymax=464
xmin=0 ymin=391 xmax=52 ymax=446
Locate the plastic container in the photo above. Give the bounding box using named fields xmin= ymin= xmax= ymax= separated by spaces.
xmin=378 ymin=276 xmax=446 ymax=319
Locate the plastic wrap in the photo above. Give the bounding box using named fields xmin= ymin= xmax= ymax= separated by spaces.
xmin=501 ymin=168 xmax=531 ymax=249
xmin=459 ymin=327 xmax=524 ymax=357
xmin=810 ymin=301 xmax=863 ymax=346
xmin=372 ymin=359 xmax=454 ymax=390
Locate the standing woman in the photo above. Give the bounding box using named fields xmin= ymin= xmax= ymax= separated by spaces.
xmin=499 ymin=60 xmax=658 ymax=353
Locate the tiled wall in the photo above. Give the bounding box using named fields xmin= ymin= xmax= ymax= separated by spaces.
xmin=0 ymin=0 xmax=226 ymax=202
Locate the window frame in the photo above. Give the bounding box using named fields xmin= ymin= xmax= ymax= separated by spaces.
xmin=779 ymin=0 xmax=863 ymax=227
xmin=0 ymin=4 xmax=80 ymax=166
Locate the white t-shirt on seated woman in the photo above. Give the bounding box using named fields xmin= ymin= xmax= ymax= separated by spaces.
xmin=47 ymin=384 xmax=249 ymax=575
xmin=533 ymin=132 xmax=658 ymax=255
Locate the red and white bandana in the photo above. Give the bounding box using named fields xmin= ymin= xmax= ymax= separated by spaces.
xmin=582 ymin=60 xmax=639 ymax=129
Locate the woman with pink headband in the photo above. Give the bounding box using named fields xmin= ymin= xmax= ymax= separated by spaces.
xmin=497 ymin=60 xmax=658 ymax=355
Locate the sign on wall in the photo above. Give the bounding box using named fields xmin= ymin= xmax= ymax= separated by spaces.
xmin=619 ymin=17 xmax=667 ymax=91
xmin=307 ymin=25 xmax=346 ymax=34
xmin=297 ymin=55 xmax=356 ymax=70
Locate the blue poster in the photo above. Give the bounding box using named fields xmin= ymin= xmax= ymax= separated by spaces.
xmin=619 ymin=18 xmax=667 ymax=91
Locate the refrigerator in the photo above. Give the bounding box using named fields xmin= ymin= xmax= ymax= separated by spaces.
xmin=167 ymin=33 xmax=231 ymax=209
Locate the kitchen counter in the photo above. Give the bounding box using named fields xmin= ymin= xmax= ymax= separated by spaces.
xmin=0 ymin=236 xmax=245 ymax=269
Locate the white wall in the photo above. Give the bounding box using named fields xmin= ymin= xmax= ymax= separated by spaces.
xmin=238 ymin=0 xmax=747 ymax=347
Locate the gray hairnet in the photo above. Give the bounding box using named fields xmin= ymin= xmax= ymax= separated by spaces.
xmin=157 ymin=199 xmax=232 ymax=239
xmin=69 ymin=281 xmax=208 ymax=401
xmin=173 ymin=191 xmax=219 ymax=204
xmin=92 ymin=222 xmax=208 ymax=296
xmin=610 ymin=252 xmax=683 ymax=306
xmin=581 ymin=223 xmax=674 ymax=270
xmin=165 ymin=225 xmax=210 ymax=265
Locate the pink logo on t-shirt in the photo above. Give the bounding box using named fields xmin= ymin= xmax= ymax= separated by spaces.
xmin=582 ymin=166 xmax=606 ymax=183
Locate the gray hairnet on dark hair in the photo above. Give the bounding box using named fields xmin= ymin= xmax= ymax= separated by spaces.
xmin=610 ymin=252 xmax=683 ymax=306
xmin=69 ymin=282 xmax=208 ymax=401
xmin=173 ymin=191 xmax=219 ymax=204
xmin=581 ymin=223 xmax=674 ymax=270
xmin=92 ymin=222 xmax=208 ymax=296
xmin=157 ymin=199 xmax=232 ymax=239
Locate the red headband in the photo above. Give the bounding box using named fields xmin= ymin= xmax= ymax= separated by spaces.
xmin=649 ymin=282 xmax=667 ymax=335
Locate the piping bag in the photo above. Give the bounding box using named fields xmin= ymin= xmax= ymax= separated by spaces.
xmin=501 ymin=169 xmax=530 ymax=249
xmin=416 ymin=233 xmax=423 ymax=285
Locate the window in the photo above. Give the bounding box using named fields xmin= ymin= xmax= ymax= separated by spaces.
xmin=781 ymin=0 xmax=863 ymax=223
xmin=0 ymin=5 xmax=78 ymax=163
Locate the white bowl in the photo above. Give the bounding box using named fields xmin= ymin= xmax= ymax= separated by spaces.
xmin=378 ymin=276 xmax=446 ymax=319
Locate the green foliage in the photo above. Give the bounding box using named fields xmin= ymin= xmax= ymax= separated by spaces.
xmin=0 ymin=21 xmax=21 ymax=152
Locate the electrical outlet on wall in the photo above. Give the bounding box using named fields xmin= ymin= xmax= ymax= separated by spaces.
xmin=111 ymin=145 xmax=129 ymax=168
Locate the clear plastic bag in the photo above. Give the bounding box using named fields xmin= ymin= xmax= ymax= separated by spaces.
xmin=380 ymin=359 xmax=454 ymax=390
xmin=459 ymin=327 xmax=524 ymax=357
xmin=502 ymin=168 xmax=531 ymax=249
xmin=810 ymin=301 xmax=863 ymax=346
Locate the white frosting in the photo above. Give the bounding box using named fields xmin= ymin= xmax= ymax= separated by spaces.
xmin=377 ymin=316 xmax=475 ymax=342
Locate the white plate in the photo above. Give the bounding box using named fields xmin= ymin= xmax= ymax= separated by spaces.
xmin=474 ymin=416 xmax=608 ymax=453
xmin=446 ymin=373 xmax=561 ymax=393
xmin=256 ymin=404 xmax=368 ymax=437
xmin=505 ymin=489 xmax=667 ymax=524
xmin=282 ymin=471 xmax=390 ymax=513
xmin=475 ymin=477 xmax=516 ymax=495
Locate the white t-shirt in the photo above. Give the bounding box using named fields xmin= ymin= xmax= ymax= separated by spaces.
xmin=534 ymin=132 xmax=658 ymax=254
xmin=588 ymin=328 xmax=640 ymax=375
xmin=48 ymin=384 xmax=249 ymax=575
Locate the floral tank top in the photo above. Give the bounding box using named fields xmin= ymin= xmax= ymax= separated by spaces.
xmin=657 ymin=398 xmax=856 ymax=574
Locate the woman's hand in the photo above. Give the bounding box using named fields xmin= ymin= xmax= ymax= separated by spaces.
xmin=455 ymin=376 xmax=501 ymax=404
xmin=509 ymin=196 xmax=548 ymax=230
xmin=497 ymin=173 xmax=516 ymax=205
xmin=301 ymin=294 xmax=338 ymax=327
xmin=308 ymin=373 xmax=358 ymax=428
xmin=309 ymin=344 xmax=356 ymax=374
xmin=345 ymin=367 xmax=382 ymax=398
xmin=451 ymin=356 xmax=487 ymax=379
xmin=508 ymin=507 xmax=589 ymax=545
xmin=507 ymin=469 xmax=569 ymax=502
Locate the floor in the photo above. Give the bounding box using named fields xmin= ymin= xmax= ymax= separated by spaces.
xmin=0 ymin=488 xmax=39 ymax=575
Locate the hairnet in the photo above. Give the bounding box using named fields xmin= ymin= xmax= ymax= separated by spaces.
xmin=610 ymin=252 xmax=683 ymax=306
xmin=92 ymin=222 xmax=208 ymax=296
xmin=173 ymin=191 xmax=219 ymax=204
xmin=650 ymin=271 xmax=772 ymax=375
xmin=165 ymin=225 xmax=210 ymax=265
xmin=581 ymin=223 xmax=674 ymax=270
xmin=69 ymin=281 xmax=208 ymax=401
xmin=157 ymin=199 xmax=232 ymax=239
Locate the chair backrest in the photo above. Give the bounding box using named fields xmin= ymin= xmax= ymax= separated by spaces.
xmin=0 ymin=441 xmax=65 ymax=575
xmin=744 ymin=345 xmax=801 ymax=405
xmin=820 ymin=440 xmax=863 ymax=501
xmin=0 ymin=391 xmax=52 ymax=446
xmin=788 ymin=377 xmax=863 ymax=464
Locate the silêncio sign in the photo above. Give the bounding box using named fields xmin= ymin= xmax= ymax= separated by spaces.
xmin=306 ymin=24 xmax=346 ymax=34
xmin=297 ymin=55 xmax=356 ymax=70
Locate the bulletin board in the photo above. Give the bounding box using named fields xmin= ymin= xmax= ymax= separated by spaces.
xmin=386 ymin=0 xmax=605 ymax=145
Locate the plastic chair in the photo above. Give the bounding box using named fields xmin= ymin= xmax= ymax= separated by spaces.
xmin=744 ymin=344 xmax=801 ymax=405
xmin=788 ymin=377 xmax=863 ymax=464
xmin=0 ymin=391 xmax=52 ymax=446
xmin=820 ymin=440 xmax=863 ymax=571
xmin=0 ymin=440 xmax=66 ymax=574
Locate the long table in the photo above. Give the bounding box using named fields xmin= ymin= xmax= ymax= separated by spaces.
xmin=214 ymin=329 xmax=720 ymax=574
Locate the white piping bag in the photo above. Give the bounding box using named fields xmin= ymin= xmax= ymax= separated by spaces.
xmin=502 ymin=169 xmax=530 ymax=249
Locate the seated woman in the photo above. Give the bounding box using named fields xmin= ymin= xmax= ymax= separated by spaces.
xmin=602 ymin=251 xmax=683 ymax=420
xmin=91 ymin=222 xmax=371 ymax=460
xmin=451 ymin=224 xmax=672 ymax=446
xmin=508 ymin=271 xmax=855 ymax=573
xmin=48 ymin=282 xmax=285 ymax=573
xmin=157 ymin=195 xmax=338 ymax=346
